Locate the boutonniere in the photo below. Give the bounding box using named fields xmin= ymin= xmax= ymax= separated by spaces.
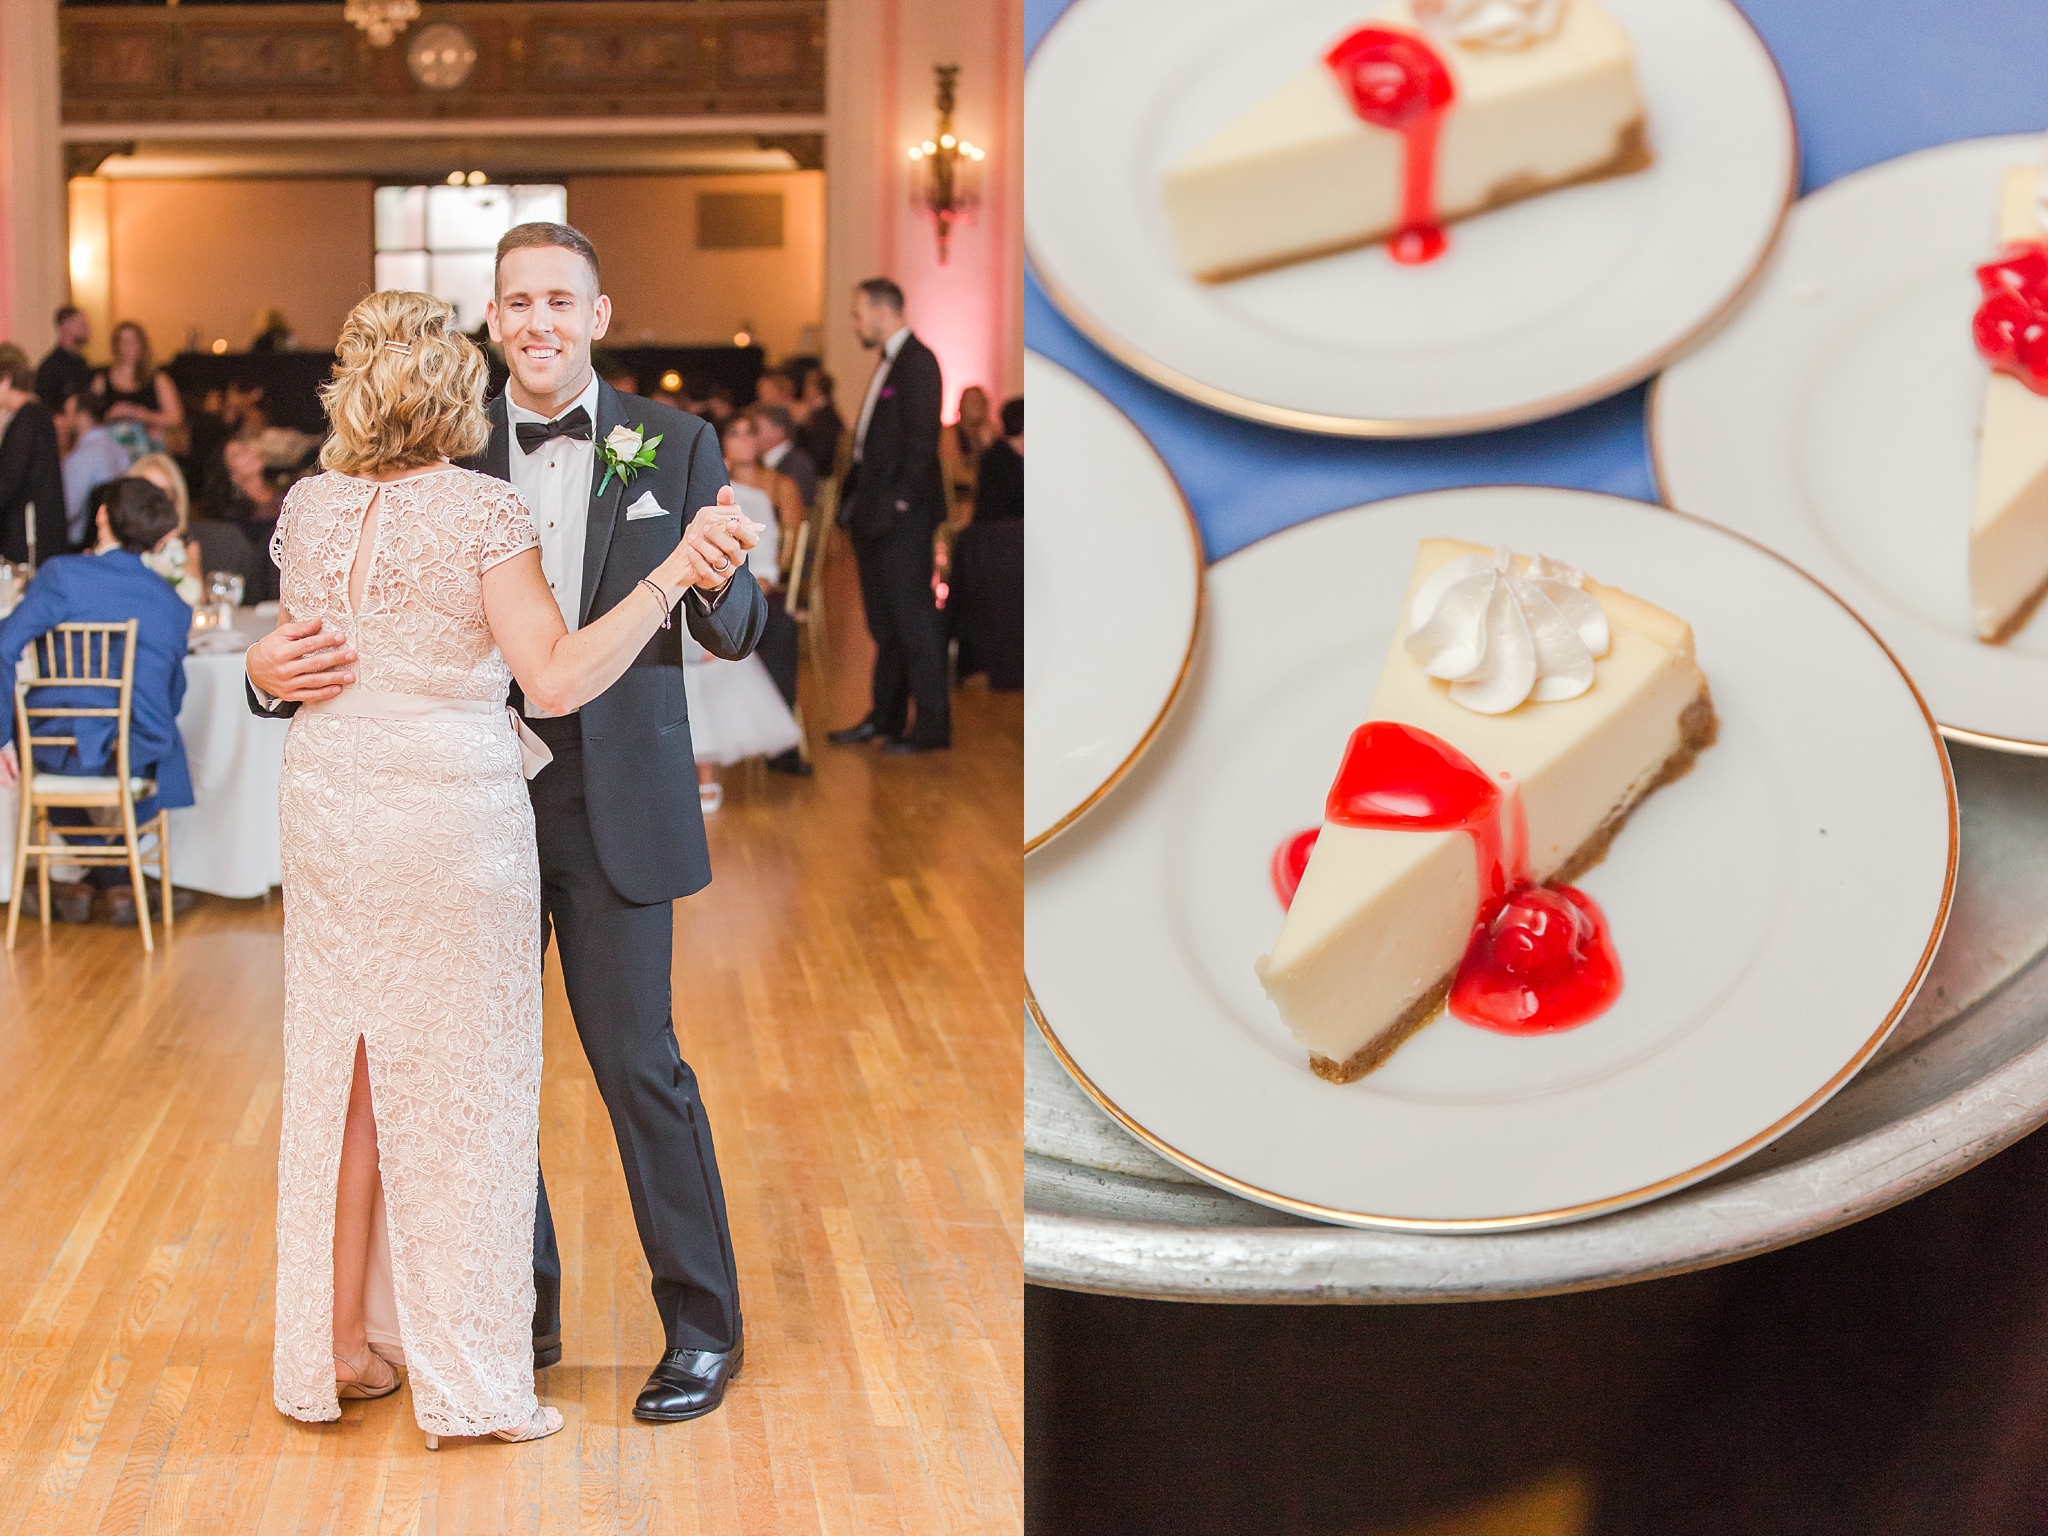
xmin=880 ymin=385 xmax=896 ymax=399
xmin=597 ymin=422 xmax=663 ymax=495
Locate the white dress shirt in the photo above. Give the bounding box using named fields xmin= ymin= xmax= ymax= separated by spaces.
xmin=506 ymin=372 xmax=601 ymax=637
xmin=851 ymin=326 xmax=910 ymax=464
xmin=762 ymin=440 xmax=790 ymax=472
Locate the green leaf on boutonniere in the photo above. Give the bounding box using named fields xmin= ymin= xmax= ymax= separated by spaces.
xmin=597 ymin=423 xmax=664 ymax=495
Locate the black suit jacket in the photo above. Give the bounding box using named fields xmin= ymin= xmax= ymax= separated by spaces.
xmin=251 ymin=378 xmax=767 ymax=906
xmin=0 ymin=400 xmax=68 ymax=563
xmin=839 ymin=333 xmax=946 ymax=544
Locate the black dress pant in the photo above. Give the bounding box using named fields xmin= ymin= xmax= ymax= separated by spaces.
xmin=527 ymin=722 xmax=742 ymax=1355
xmin=757 ymin=588 xmax=800 ymax=708
xmin=853 ymin=515 xmax=950 ymax=745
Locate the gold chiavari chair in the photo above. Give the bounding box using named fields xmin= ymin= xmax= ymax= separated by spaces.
xmin=786 ymin=477 xmax=838 ymax=680
xmin=8 ymin=620 xmax=173 ymax=952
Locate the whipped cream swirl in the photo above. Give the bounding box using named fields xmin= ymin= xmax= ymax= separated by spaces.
xmin=1404 ymin=548 xmax=1610 ymax=715
xmin=1413 ymin=0 xmax=1567 ymax=50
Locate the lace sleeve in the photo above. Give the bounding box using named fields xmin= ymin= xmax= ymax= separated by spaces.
xmin=476 ymin=479 xmax=539 ymax=573
xmin=269 ymin=481 xmax=300 ymax=569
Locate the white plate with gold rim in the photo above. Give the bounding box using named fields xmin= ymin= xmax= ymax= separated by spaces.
xmin=1024 ymin=487 xmax=1955 ymax=1229
xmin=1024 ymin=352 xmax=1204 ymax=851
xmin=1653 ymin=134 xmax=2048 ymax=754
xmin=1025 ymin=0 xmax=1795 ymax=437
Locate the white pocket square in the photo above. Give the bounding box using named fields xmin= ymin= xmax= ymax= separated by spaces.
xmin=624 ymin=491 xmax=670 ymax=521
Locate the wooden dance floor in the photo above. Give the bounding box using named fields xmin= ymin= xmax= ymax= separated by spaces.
xmin=0 ymin=537 xmax=1021 ymax=1534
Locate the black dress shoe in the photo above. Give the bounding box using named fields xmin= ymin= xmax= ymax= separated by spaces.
xmin=765 ymin=748 xmax=814 ymax=777
xmin=826 ymin=722 xmax=887 ymax=745
xmin=533 ymin=1332 xmax=562 ymax=1370
xmin=633 ymin=1343 xmax=743 ymax=1423
xmin=881 ymin=738 xmax=949 ymax=755
xmin=19 ymin=880 xmax=96 ymax=924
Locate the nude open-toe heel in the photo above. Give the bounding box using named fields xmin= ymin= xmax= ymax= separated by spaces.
xmin=425 ymin=1405 xmax=563 ymax=1451
xmin=334 ymin=1347 xmax=401 ymax=1401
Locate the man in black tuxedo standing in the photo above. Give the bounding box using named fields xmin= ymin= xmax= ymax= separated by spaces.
xmin=827 ymin=278 xmax=950 ymax=755
xmin=243 ymin=223 xmax=767 ymax=1425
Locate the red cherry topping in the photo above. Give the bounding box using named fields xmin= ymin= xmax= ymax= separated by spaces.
xmin=1449 ymin=885 xmax=1623 ymax=1034
xmin=1325 ymin=720 xmax=1500 ymax=832
xmin=1271 ymin=827 xmax=1320 ymax=910
xmin=1974 ymin=242 xmax=2048 ymax=394
xmin=1323 ymin=26 xmax=1455 ymax=266
xmin=1324 ymin=27 xmax=1454 ymax=129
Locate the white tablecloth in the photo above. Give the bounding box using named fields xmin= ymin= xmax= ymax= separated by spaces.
xmin=1 ymin=624 xmax=286 ymax=900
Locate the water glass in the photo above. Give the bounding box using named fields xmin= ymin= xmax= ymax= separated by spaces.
xmin=207 ymin=570 xmax=238 ymax=631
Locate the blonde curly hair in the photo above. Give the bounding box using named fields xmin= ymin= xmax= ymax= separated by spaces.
xmin=319 ymin=290 xmax=490 ymax=476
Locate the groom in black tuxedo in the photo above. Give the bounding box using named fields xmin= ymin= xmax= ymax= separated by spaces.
xmin=246 ymin=223 xmax=766 ymax=1424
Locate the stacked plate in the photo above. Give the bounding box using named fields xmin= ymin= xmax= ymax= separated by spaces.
xmin=1025 ymin=0 xmax=2048 ymax=1257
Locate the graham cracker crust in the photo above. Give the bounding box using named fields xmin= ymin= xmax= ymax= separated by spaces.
xmin=1195 ymin=119 xmax=1651 ymax=285
xmin=1979 ymin=567 xmax=2048 ymax=645
xmin=1307 ymin=683 xmax=1718 ymax=1085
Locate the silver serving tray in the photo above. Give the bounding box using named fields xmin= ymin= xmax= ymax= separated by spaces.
xmin=1026 ymin=741 xmax=2048 ymax=1301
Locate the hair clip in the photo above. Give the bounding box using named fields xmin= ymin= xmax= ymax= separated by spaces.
xmin=383 ymin=341 xmax=412 ymax=355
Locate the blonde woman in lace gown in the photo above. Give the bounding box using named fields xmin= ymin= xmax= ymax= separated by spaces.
xmin=266 ymin=292 xmax=716 ymax=1445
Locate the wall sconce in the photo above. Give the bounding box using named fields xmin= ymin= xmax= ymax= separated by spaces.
xmin=907 ymin=65 xmax=985 ymax=265
xmin=344 ymin=0 xmax=421 ymax=48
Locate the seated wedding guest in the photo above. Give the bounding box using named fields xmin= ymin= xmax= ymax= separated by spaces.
xmin=754 ymin=367 xmax=797 ymax=409
xmin=197 ymin=437 xmax=284 ymax=602
xmin=0 ymin=476 xmax=195 ymax=924
xmin=225 ymin=374 xmax=271 ymax=439
xmin=93 ymin=321 xmax=184 ymax=456
xmin=948 ymin=396 xmax=1024 ymax=692
xmin=796 ymin=366 xmax=844 ymax=475
xmin=703 ymin=383 xmax=736 ymax=427
xmin=0 ymin=355 xmax=68 ymax=562
xmin=975 ymin=396 xmax=1023 ymax=525
xmin=0 ymin=345 xmax=23 ymax=439
xmin=721 ymin=413 xmax=809 ymax=777
xmin=60 ymin=390 xmax=132 ymax=548
xmin=939 ymin=385 xmax=997 ymax=528
xmin=179 ymin=386 xmax=230 ymax=489
xmin=753 ymin=403 xmax=817 ymax=508
xmin=128 ymin=451 xmax=190 ymax=533
xmin=36 ymin=307 xmax=93 ymax=413
xmin=128 ymin=454 xmax=202 ymax=604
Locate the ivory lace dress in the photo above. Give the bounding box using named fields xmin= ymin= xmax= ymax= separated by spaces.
xmin=269 ymin=466 xmax=544 ymax=1434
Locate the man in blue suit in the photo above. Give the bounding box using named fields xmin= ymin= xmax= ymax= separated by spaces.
xmin=0 ymin=477 xmax=194 ymax=922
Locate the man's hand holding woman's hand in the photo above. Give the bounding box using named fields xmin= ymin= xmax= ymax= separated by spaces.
xmin=246 ymin=618 xmax=358 ymax=704
xmin=682 ymin=485 xmax=764 ymax=592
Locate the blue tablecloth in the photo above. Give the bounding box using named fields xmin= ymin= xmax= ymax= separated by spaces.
xmin=1025 ymin=0 xmax=2048 ymax=561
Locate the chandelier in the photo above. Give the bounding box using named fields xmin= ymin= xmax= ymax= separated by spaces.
xmin=344 ymin=0 xmax=420 ymax=47
xmin=907 ymin=65 xmax=985 ymax=264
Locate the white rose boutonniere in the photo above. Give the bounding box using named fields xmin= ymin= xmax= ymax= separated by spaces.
xmin=597 ymin=421 xmax=662 ymax=495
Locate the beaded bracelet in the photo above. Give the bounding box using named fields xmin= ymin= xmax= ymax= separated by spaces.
xmin=638 ymin=577 xmax=673 ymax=629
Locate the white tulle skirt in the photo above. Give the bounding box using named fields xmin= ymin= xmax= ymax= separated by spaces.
xmin=682 ymin=638 xmax=801 ymax=765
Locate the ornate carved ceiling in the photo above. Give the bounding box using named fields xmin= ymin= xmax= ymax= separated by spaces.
xmin=61 ymin=2 xmax=826 ymax=125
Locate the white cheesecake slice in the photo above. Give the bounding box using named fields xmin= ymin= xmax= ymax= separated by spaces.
xmin=1970 ymin=167 xmax=2048 ymax=643
xmin=1162 ymin=0 xmax=1650 ymax=282
xmin=1254 ymin=540 xmax=1714 ymax=1082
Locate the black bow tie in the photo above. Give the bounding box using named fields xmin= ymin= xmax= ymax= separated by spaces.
xmin=515 ymin=405 xmax=592 ymax=454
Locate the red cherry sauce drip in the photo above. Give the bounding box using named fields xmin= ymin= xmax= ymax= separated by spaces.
xmin=1324 ymin=26 xmax=1455 ymax=265
xmin=1974 ymin=242 xmax=2048 ymax=394
xmin=1277 ymin=720 xmax=1623 ymax=1033
xmin=1451 ymin=886 xmax=1623 ymax=1035
xmin=1272 ymin=827 xmax=1321 ymax=909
